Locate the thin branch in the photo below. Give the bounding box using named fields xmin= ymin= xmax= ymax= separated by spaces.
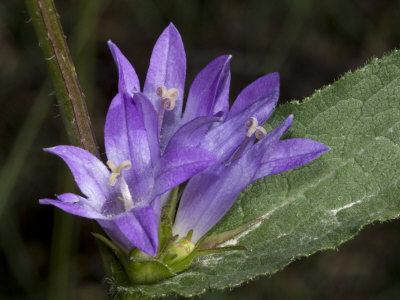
xmin=25 ymin=0 xmax=99 ymax=156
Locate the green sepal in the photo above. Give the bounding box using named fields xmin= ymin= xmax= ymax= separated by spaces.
xmin=118 ymin=256 xmax=176 ymax=285
xmin=197 ymin=216 xmax=267 ymax=250
xmin=92 ymin=232 xmax=128 ymax=256
xmin=168 ymin=248 xmax=198 ymax=273
xmin=157 ymin=235 xmax=179 ymax=259
xmin=108 ymin=248 xmax=130 ymax=286
xmin=92 ymin=233 xmax=130 ymax=285
xmin=93 ymin=232 xmax=177 ymax=284
xmin=170 ymin=245 xmax=247 ymax=274
xmin=157 ymin=187 xmax=179 ymax=254
xmin=93 ymin=189 xmax=252 ymax=286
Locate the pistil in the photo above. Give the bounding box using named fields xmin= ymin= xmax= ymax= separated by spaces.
xmin=156 ymin=86 xmax=179 ymax=136
xmin=227 ymin=117 xmax=268 ymax=164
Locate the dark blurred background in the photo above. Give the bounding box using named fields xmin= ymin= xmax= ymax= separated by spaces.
xmin=1 ymin=0 xmax=400 ymax=299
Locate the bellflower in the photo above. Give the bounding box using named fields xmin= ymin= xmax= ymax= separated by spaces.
xmin=107 ymin=23 xmax=231 ymax=151
xmin=40 ymin=23 xmax=330 ymax=285
xmin=39 ymin=92 xmax=216 ymax=256
xmin=172 ymin=74 xmax=330 ymax=243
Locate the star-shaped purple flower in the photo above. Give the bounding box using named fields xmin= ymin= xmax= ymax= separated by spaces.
xmin=40 ymin=92 xmax=216 ymax=256
xmin=172 ymin=73 xmax=330 ymax=243
xmin=108 ymin=23 xmax=231 ymax=151
xmin=40 ymin=23 xmax=329 ymax=264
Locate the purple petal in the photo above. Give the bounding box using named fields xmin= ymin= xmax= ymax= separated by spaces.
xmin=160 ymin=190 xmax=172 ymax=207
xmin=254 ymin=138 xmax=330 ymax=180
xmin=104 ymin=93 xmax=154 ymax=202
xmin=228 ymin=72 xmax=280 ymax=118
xmin=143 ymin=23 xmax=186 ymax=145
xmin=173 ymin=151 xmax=260 ymax=242
xmin=44 ymin=146 xmax=113 ymax=211
xmin=249 ymin=115 xmax=294 ymax=156
xmin=182 ymin=55 xmax=231 ymax=123
xmin=108 ymin=41 xmax=140 ymax=94
xmin=39 ymin=193 xmax=104 ymax=219
xmin=153 ymin=147 xmax=217 ymax=196
xmin=131 ymin=92 xmax=160 ymax=163
xmin=213 ymin=71 xmax=231 ymax=115
xmin=201 ymin=98 xmax=276 ymax=161
xmin=143 ymin=23 xmax=186 ymax=110
xmin=98 ymin=205 xmax=159 ymax=256
xmin=151 ymin=196 xmax=161 ymax=226
xmin=164 ymin=115 xmax=223 ymax=152
xmin=173 ymin=116 xmax=295 ymax=242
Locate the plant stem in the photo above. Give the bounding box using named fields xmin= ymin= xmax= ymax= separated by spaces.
xmin=25 ymin=0 xmax=114 ymax=292
xmin=25 ymin=0 xmax=99 ymax=157
xmin=46 ymin=1 xmax=108 ymax=298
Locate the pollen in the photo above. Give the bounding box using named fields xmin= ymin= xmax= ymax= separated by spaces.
xmin=107 ymin=160 xmax=132 ymax=186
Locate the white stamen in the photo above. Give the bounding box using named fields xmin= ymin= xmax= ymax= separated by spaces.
xmin=118 ymin=177 xmax=134 ymax=210
xmin=255 ymin=126 xmax=267 ymax=139
xmin=107 ymin=160 xmax=134 ymax=210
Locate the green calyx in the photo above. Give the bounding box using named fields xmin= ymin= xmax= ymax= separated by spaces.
xmin=94 ymin=187 xmax=263 ymax=286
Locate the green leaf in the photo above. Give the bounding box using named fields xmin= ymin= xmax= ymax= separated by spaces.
xmin=117 ymin=49 xmax=400 ymax=298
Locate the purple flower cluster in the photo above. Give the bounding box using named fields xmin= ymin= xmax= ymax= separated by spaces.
xmin=40 ymin=24 xmax=329 ymax=256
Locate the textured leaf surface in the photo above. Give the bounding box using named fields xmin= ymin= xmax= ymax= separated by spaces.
xmin=118 ymin=50 xmax=400 ymax=298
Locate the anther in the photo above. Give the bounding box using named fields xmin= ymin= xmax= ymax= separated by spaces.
xmin=157 ymin=86 xmax=180 ymax=136
xmin=255 ymin=126 xmax=267 ymax=139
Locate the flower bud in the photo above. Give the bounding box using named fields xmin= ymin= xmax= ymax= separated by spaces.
xmin=162 ymin=237 xmax=196 ymax=267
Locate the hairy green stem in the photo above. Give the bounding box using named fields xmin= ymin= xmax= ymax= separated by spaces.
xmin=25 ymin=0 xmax=99 ymax=156
xmin=24 ymin=0 xmax=116 ymax=294
xmin=46 ymin=1 xmax=108 ymax=298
